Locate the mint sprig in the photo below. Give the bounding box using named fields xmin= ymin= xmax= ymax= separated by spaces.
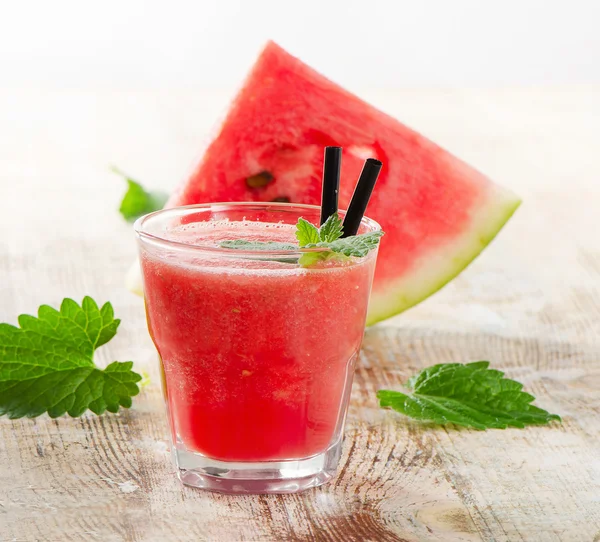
xmin=221 ymin=213 xmax=383 ymax=267
xmin=298 ymin=213 xmax=383 ymax=263
xmin=0 ymin=297 xmax=141 ymax=419
xmin=220 ymin=240 xmax=299 ymax=264
xmin=296 ymin=217 xmax=321 ymax=246
xmin=112 ymin=166 xmax=168 ymax=222
xmin=378 ymin=362 xmax=560 ymax=430
xmin=309 ymin=232 xmax=383 ymax=258
xmin=220 ymin=240 xmax=298 ymax=251
xmin=316 ymin=213 xmax=344 ymax=243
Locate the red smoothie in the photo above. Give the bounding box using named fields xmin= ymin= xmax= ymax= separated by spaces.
xmin=140 ymin=219 xmax=377 ymax=462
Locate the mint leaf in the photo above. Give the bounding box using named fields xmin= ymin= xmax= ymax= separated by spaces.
xmin=310 ymin=213 xmax=382 ymax=258
xmin=112 ymin=166 xmax=168 ymax=222
xmin=220 ymin=213 xmax=383 ymax=267
xmin=318 ymin=214 xmax=344 ymax=243
xmin=295 ymin=218 xmax=320 ymax=247
xmin=378 ymin=362 xmax=560 ymax=430
xmin=220 ymin=240 xmax=298 ymax=251
xmin=0 ymin=297 xmax=142 ymax=419
xmin=298 ymin=251 xmax=329 ymax=267
xmin=220 ymin=240 xmax=299 ymax=264
xmin=316 ymin=230 xmax=383 ymax=258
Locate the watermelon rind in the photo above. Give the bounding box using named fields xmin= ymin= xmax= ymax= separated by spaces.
xmin=365 ymin=184 xmax=521 ymax=325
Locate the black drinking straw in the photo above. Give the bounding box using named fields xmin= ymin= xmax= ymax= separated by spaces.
xmin=320 ymin=146 xmax=342 ymax=225
xmin=341 ymin=158 xmax=382 ymax=237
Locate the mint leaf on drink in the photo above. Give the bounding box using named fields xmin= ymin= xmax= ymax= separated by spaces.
xmin=378 ymin=362 xmax=560 ymax=430
xmin=315 ymin=231 xmax=383 ymax=257
xmin=318 ymin=213 xmax=344 ymax=243
xmin=220 ymin=213 xmax=383 ymax=266
xmin=0 ymin=297 xmax=142 ymax=419
xmin=303 ymin=213 xmax=382 ymax=258
xmin=220 ymin=240 xmax=298 ymax=251
xmin=221 ymin=240 xmax=300 ymax=264
xmin=112 ymin=166 xmax=168 ymax=222
xmin=299 ymin=248 xmax=342 ymax=267
xmin=297 ymin=251 xmax=327 ymax=267
xmin=296 ymin=213 xmax=343 ymax=245
xmin=296 ymin=218 xmax=321 ymax=246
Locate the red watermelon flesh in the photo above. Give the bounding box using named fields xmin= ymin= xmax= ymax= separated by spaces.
xmin=167 ymin=41 xmax=520 ymax=324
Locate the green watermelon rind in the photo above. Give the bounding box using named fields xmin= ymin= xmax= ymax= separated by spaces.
xmin=365 ymin=185 xmax=521 ymax=326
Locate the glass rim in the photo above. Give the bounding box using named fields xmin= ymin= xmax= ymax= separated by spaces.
xmin=133 ymin=202 xmax=382 ymax=256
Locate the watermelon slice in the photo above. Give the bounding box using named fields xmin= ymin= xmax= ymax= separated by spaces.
xmin=153 ymin=42 xmax=520 ymax=325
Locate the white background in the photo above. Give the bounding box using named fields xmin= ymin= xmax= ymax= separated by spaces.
xmin=1 ymin=0 xmax=599 ymax=88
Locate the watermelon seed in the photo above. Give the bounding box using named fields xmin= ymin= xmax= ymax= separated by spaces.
xmin=246 ymin=171 xmax=274 ymax=188
xmin=271 ymin=196 xmax=290 ymax=203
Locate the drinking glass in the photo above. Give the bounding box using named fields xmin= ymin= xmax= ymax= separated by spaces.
xmin=134 ymin=203 xmax=380 ymax=493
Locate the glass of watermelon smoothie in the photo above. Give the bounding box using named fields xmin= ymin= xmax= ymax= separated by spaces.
xmin=134 ymin=202 xmax=380 ymax=494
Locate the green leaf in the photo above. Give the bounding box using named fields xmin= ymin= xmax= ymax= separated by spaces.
xmin=309 ymin=230 xmax=384 ymax=258
xmin=0 ymin=297 xmax=142 ymax=419
xmin=220 ymin=214 xmax=383 ymax=268
xmin=378 ymin=362 xmax=561 ymax=430
xmin=295 ymin=218 xmax=320 ymax=247
xmin=298 ymin=251 xmax=329 ymax=267
xmin=220 ymin=240 xmax=298 ymax=251
xmin=219 ymin=240 xmax=299 ymax=264
xmin=318 ymin=214 xmax=344 ymax=243
xmin=112 ymin=166 xmax=168 ymax=222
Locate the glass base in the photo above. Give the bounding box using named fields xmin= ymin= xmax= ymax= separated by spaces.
xmin=173 ymin=438 xmax=343 ymax=494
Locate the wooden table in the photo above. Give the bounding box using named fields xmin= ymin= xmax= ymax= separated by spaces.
xmin=1 ymin=88 xmax=599 ymax=541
